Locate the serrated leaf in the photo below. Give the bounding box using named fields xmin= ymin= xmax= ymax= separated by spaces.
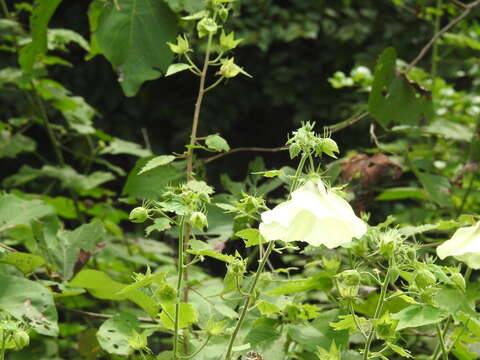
xmin=388 ymin=343 xmax=412 ymax=358
xmin=160 ymin=302 xmax=198 ymax=329
xmin=416 ymin=172 xmax=452 ymax=207
xmin=186 ymin=179 xmax=214 ymax=195
xmin=100 ymin=138 xmax=152 ymax=157
xmin=0 ymin=194 xmax=54 ymax=233
xmin=187 ymin=239 xmax=236 ymax=263
xmin=145 ymin=218 xmax=172 ymax=236
xmin=244 ymin=319 xmax=280 ymax=347
xmin=47 ymin=28 xmax=90 ymax=52
xmin=267 ymin=272 xmax=332 ymax=296
xmin=256 ymin=300 xmax=280 ymax=315
xmin=123 ymin=157 xmax=185 ymax=200
xmin=69 ymin=270 xmax=159 ymax=318
xmin=96 ymin=0 xmax=178 ymax=96
xmin=97 ymin=313 xmax=139 ymax=356
xmin=236 ymin=228 xmax=266 ymax=247
xmin=138 ymin=155 xmax=176 ymax=175
xmin=165 ymin=63 xmax=191 ymax=76
xmin=0 ymin=252 xmax=45 ymax=274
xmin=36 ymin=220 xmax=106 ymax=279
xmin=205 ymin=134 xmax=230 ymax=152
xmin=0 ymin=131 xmax=36 ymax=158
xmin=368 ymin=47 xmax=433 ymax=129
xmin=391 ymin=305 xmax=448 ymax=330
xmin=0 ymin=274 xmax=58 ymax=336
xmin=19 ymin=0 xmax=62 ymax=72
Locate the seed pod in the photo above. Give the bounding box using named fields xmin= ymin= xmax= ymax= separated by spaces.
xmin=129 ymin=207 xmax=149 ymax=223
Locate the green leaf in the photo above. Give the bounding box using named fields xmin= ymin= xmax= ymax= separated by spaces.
xmin=416 ymin=172 xmax=453 ymax=207
xmin=244 ymin=319 xmax=280 ymax=347
xmin=0 ymin=274 xmax=58 ymax=336
xmin=145 ymin=218 xmax=172 ymax=236
xmin=187 ymin=239 xmax=236 ymax=263
xmin=165 ymin=63 xmax=191 ymax=76
xmin=391 ymin=305 xmax=448 ymax=330
xmin=435 ymin=288 xmax=475 ymax=316
xmin=69 ymin=269 xmax=159 ymax=318
xmin=100 ymin=138 xmax=152 ymax=157
xmin=160 ymin=302 xmax=198 ymax=329
xmin=0 ymin=194 xmax=54 ymax=233
xmin=236 ymin=228 xmax=266 ymax=247
xmin=0 ymin=252 xmax=45 ymax=274
xmin=19 ymin=0 xmax=62 ymax=72
xmin=388 ymin=343 xmax=412 ymax=358
xmin=267 ymin=272 xmax=332 ymax=296
xmin=256 ymin=300 xmax=280 ymax=315
xmin=205 ymin=134 xmax=230 ymax=152
xmin=368 ymin=47 xmax=433 ymax=129
xmin=0 ymin=131 xmax=36 ymax=158
xmin=138 ymin=155 xmax=176 ymax=175
xmin=36 ymin=220 xmax=106 ymax=279
xmin=97 ymin=313 xmax=139 ymax=356
xmin=40 ymin=165 xmax=114 ymax=191
xmin=123 ymin=157 xmax=185 ymax=199
xmin=47 ymin=28 xmax=90 ymax=52
xmin=375 ymin=187 xmax=427 ymax=201
xmin=96 ymin=0 xmax=178 ymax=96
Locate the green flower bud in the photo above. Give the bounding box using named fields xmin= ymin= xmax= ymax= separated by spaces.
xmin=218 ymin=7 xmax=229 ymax=22
xmin=419 ymin=286 xmax=438 ymax=305
xmin=336 ymin=270 xmax=361 ymax=298
xmin=218 ymin=58 xmax=251 ymax=79
xmin=207 ymin=318 xmax=227 ymax=336
xmin=374 ymin=313 xmax=397 ymax=341
xmin=229 ymin=259 xmax=246 ymax=276
xmin=317 ymin=138 xmax=339 ymax=158
xmin=167 ymin=34 xmax=191 ymax=55
xmin=288 ymin=143 xmax=301 ymax=159
xmin=219 ymin=30 xmax=242 ymax=52
xmin=14 ymin=331 xmax=29 ymax=349
xmin=415 ymin=268 xmax=436 ymax=288
xmin=127 ymin=330 xmax=148 ymax=351
xmin=389 ymin=266 xmax=400 ymax=285
xmin=379 ymin=232 xmax=396 ymax=258
xmin=154 ymin=283 xmax=177 ymax=303
xmin=450 ymin=272 xmax=466 ymax=292
xmin=197 ymin=18 xmax=218 ymax=38
xmin=351 ymin=66 xmax=372 ymax=82
xmin=190 ymin=211 xmax=208 ymax=231
xmin=129 ymin=207 xmax=149 ymax=223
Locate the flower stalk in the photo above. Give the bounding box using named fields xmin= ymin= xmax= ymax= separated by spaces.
xmin=173 ymin=217 xmax=186 ymax=359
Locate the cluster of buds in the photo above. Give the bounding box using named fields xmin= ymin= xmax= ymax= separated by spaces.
xmin=287 ymin=122 xmax=339 ymax=159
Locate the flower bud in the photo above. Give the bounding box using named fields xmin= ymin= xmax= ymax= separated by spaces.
xmin=197 ymin=18 xmax=218 ymax=38
xmin=351 ymin=66 xmax=372 ymax=82
xmin=219 ymin=31 xmax=242 ymax=52
xmin=389 ymin=266 xmax=400 ymax=285
xmin=229 ymin=259 xmax=246 ymax=276
xmin=167 ymin=34 xmax=191 ymax=54
xmin=288 ymin=143 xmax=301 ymax=159
xmin=379 ymin=233 xmax=396 ymax=258
xmin=419 ymin=286 xmax=438 ymax=305
xmin=374 ymin=313 xmax=397 ymax=340
xmin=317 ymin=138 xmax=339 ymax=158
xmin=219 ymin=58 xmax=240 ymax=78
xmin=336 ymin=270 xmax=361 ymax=298
xmin=414 ymin=268 xmax=436 ymax=288
xmin=218 ymin=7 xmax=229 ymax=22
xmin=154 ymin=283 xmax=177 ymax=304
xmin=14 ymin=331 xmax=29 ymax=349
xmin=190 ymin=211 xmax=208 ymax=231
xmin=207 ymin=318 xmax=227 ymax=336
xmin=127 ymin=330 xmax=148 ymax=351
xmin=129 ymin=207 xmax=149 ymax=223
xmin=450 ymin=272 xmax=466 ymax=292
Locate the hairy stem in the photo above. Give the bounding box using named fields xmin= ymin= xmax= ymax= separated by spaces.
xmin=435 ymin=323 xmax=449 ymax=360
xmin=363 ymin=267 xmax=391 ymax=360
xmin=224 ymin=241 xmax=275 ymax=360
xmin=173 ymin=218 xmax=186 ymax=359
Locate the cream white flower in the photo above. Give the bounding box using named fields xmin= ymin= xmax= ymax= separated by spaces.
xmin=437 ymin=221 xmax=480 ymax=269
xmin=259 ymin=180 xmax=367 ymax=248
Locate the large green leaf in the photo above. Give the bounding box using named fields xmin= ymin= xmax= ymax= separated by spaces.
xmin=266 ymin=272 xmax=332 ymax=296
xmin=0 ymin=274 xmax=58 ymax=336
xmin=96 ymin=0 xmax=178 ymax=96
xmin=69 ymin=269 xmax=159 ymax=317
xmin=18 ymin=0 xmax=62 ymax=72
xmin=96 ymin=313 xmax=139 ymax=356
xmin=0 ymin=131 xmax=36 ymax=158
xmin=0 ymin=194 xmax=54 ymax=233
xmin=391 ymin=305 xmax=448 ymax=330
xmin=368 ymin=47 xmax=433 ymax=129
xmin=416 ymin=171 xmax=453 ymax=207
xmin=0 ymin=252 xmax=45 ymax=274
xmin=123 ymin=157 xmax=185 ymax=199
xmin=36 ymin=220 xmax=106 ymax=279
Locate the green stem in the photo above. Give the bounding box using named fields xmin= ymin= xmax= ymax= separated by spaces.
xmin=435 ymin=323 xmax=449 ymax=360
xmin=179 ymin=335 xmax=212 ymax=359
xmin=0 ymin=0 xmax=10 ymax=19
xmin=0 ymin=331 xmax=5 ymax=360
xmin=224 ymin=240 xmax=275 ymax=360
xmin=173 ymin=218 xmax=186 ymax=359
xmin=349 ymin=299 xmax=367 ymax=340
xmin=363 ymin=267 xmax=391 ymax=360
xmin=224 ymin=153 xmax=308 ymax=360
xmin=431 ymin=0 xmax=442 ymax=97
